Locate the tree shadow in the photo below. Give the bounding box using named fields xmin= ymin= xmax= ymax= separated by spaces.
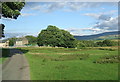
xmin=18 ymin=48 xmax=29 ymax=54
xmin=1 ymin=48 xmax=10 ymax=58
xmin=1 ymin=48 xmax=29 ymax=58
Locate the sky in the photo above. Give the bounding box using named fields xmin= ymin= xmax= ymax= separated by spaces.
xmin=1 ymin=2 xmax=118 ymax=38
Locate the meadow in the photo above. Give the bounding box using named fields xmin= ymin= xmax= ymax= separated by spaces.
xmin=19 ymin=47 xmax=119 ymax=80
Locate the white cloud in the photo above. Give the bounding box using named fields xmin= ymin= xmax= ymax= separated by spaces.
xmin=84 ymin=10 xmax=117 ymax=21
xmin=31 ymin=5 xmax=42 ymax=10
xmin=66 ymin=15 xmax=118 ymax=36
xmin=84 ymin=13 xmax=100 ymax=19
xmin=21 ymin=13 xmax=36 ymax=16
xmin=1 ymin=17 xmax=16 ymax=21
xmin=66 ymin=27 xmax=102 ymax=36
xmin=29 ymin=2 xmax=104 ymax=13
xmin=93 ymin=16 xmax=118 ymax=31
xmin=24 ymin=0 xmax=119 ymax=2
xmin=30 ymin=2 xmax=66 ymax=12
xmin=68 ymin=2 xmax=100 ymax=10
xmin=28 ymin=2 xmax=117 ymax=13
xmin=83 ymin=10 xmax=118 ymax=34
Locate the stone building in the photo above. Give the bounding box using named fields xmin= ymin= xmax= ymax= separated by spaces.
xmin=15 ymin=37 xmax=28 ymax=46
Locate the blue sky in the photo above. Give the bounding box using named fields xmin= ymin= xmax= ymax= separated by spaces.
xmin=1 ymin=2 xmax=118 ymax=38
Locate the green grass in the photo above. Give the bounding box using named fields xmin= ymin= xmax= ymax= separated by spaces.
xmin=19 ymin=47 xmax=118 ymax=80
xmin=0 ymin=48 xmax=10 ymax=64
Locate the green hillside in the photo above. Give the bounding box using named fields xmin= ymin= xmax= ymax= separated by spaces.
xmin=95 ymin=35 xmax=119 ymax=40
xmin=74 ymin=31 xmax=120 ymax=40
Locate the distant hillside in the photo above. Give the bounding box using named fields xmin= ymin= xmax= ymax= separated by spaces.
xmin=2 ymin=33 xmax=29 ymax=39
xmin=74 ymin=31 xmax=120 ymax=40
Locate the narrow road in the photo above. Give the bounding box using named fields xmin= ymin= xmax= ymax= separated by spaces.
xmin=2 ymin=49 xmax=30 ymax=80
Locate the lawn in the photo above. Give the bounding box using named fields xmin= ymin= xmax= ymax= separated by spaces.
xmin=0 ymin=48 xmax=10 ymax=64
xmin=19 ymin=47 xmax=119 ymax=80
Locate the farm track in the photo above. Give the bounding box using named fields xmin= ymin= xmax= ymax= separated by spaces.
xmin=2 ymin=49 xmax=30 ymax=80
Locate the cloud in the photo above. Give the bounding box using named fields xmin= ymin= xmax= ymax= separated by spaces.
xmin=21 ymin=13 xmax=36 ymax=16
xmin=84 ymin=10 xmax=117 ymax=21
xmin=66 ymin=27 xmax=102 ymax=35
xmin=30 ymin=2 xmax=67 ymax=13
xmin=68 ymin=2 xmax=101 ymax=11
xmin=66 ymin=15 xmax=118 ymax=36
xmin=2 ymin=0 xmax=119 ymax=2
xmin=29 ymin=2 xmax=105 ymax=13
xmin=84 ymin=13 xmax=100 ymax=19
xmin=1 ymin=17 xmax=16 ymax=21
xmin=83 ymin=10 xmax=118 ymax=34
xmin=28 ymin=2 xmax=117 ymax=13
xmin=85 ymin=13 xmax=111 ymax=21
xmin=44 ymin=2 xmax=66 ymax=12
xmin=93 ymin=16 xmax=118 ymax=31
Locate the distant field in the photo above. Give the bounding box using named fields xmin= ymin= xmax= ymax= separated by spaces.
xmin=92 ymin=46 xmax=119 ymax=50
xmin=19 ymin=47 xmax=118 ymax=80
xmin=98 ymin=35 xmax=119 ymax=40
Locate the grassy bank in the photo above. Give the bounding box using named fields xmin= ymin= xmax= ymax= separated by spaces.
xmin=19 ymin=47 xmax=118 ymax=80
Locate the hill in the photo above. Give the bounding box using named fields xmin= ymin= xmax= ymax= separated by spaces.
xmin=74 ymin=31 xmax=120 ymax=40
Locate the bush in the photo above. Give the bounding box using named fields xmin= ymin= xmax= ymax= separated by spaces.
xmin=96 ymin=39 xmax=118 ymax=47
xmin=93 ymin=55 xmax=120 ymax=64
xmin=98 ymin=48 xmax=116 ymax=51
xmin=103 ymin=39 xmax=113 ymax=46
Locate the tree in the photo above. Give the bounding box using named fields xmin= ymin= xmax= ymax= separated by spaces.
xmin=2 ymin=2 xmax=25 ymax=19
xmin=96 ymin=41 xmax=105 ymax=47
xmin=96 ymin=39 xmax=115 ymax=47
xmin=0 ymin=24 xmax=5 ymax=38
xmin=2 ymin=37 xmax=17 ymax=46
xmin=37 ymin=25 xmax=76 ymax=48
xmin=8 ymin=37 xmax=17 ymax=46
xmin=77 ymin=42 xmax=86 ymax=49
xmin=0 ymin=2 xmax=25 ymax=38
xmin=103 ymin=39 xmax=113 ymax=46
xmin=25 ymin=35 xmax=37 ymax=45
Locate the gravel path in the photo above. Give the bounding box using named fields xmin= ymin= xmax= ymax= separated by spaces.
xmin=2 ymin=49 xmax=30 ymax=80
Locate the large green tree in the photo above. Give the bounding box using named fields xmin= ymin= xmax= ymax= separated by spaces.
xmin=37 ymin=25 xmax=76 ymax=48
xmin=0 ymin=2 xmax=25 ymax=38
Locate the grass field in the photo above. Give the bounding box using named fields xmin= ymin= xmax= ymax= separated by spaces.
xmin=19 ymin=47 xmax=118 ymax=80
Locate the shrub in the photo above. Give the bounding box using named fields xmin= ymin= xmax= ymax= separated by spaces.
xmin=93 ymin=55 xmax=120 ymax=64
xmin=98 ymin=48 xmax=116 ymax=51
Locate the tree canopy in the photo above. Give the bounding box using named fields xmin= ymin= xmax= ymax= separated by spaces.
xmin=8 ymin=37 xmax=17 ymax=46
xmin=37 ymin=25 xmax=76 ymax=48
xmin=2 ymin=2 xmax=25 ymax=19
xmin=0 ymin=2 xmax=25 ymax=38
xmin=25 ymin=35 xmax=37 ymax=45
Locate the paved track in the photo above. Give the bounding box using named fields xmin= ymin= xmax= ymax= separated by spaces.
xmin=2 ymin=49 xmax=30 ymax=80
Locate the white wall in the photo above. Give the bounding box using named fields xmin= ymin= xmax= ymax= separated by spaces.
xmin=0 ymin=43 xmax=6 ymax=47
